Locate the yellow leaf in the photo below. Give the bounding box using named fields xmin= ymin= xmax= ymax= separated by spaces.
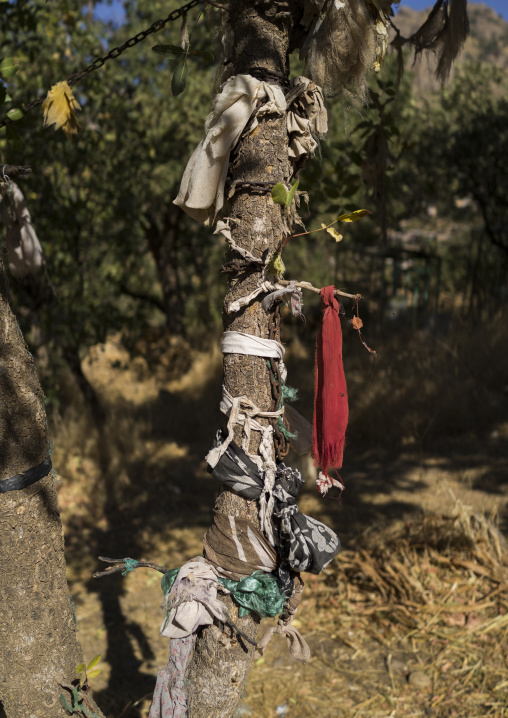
xmin=75 ymin=664 xmax=86 ymax=674
xmin=87 ymin=654 xmax=101 ymax=671
xmin=337 ymin=209 xmax=372 ymax=222
xmin=321 ymin=223 xmax=343 ymax=242
xmin=87 ymin=669 xmax=101 ymax=681
xmin=42 ymin=81 xmax=81 ymax=137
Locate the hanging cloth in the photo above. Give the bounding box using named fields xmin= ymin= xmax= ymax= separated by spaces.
xmin=174 ymin=74 xmax=285 ymax=225
xmin=312 ymin=286 xmax=348 ymax=480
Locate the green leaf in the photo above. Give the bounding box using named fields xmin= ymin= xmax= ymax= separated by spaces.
xmin=6 ymin=107 xmax=23 ymax=121
xmin=86 ymin=654 xmax=101 ymax=671
xmin=0 ymin=58 xmax=19 ymax=79
xmin=189 ymin=50 xmax=215 ymax=63
xmin=87 ymin=669 xmax=101 ymax=680
xmin=152 ymin=44 xmax=187 ymax=57
xmin=337 ymin=209 xmax=372 ymax=222
xmin=271 ymin=183 xmax=288 ymax=206
xmin=76 ymin=663 xmax=86 ymax=674
xmin=286 ymin=179 xmax=299 ymax=207
xmin=171 ymin=61 xmax=188 ymax=97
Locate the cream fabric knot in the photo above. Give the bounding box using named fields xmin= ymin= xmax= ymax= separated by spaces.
xmin=257 ymin=613 xmax=311 ymax=664
xmin=174 ymin=74 xmax=286 ymax=225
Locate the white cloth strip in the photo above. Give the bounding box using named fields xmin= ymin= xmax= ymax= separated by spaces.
xmin=221 ymin=331 xmax=285 ymax=360
xmin=228 ymin=282 xmax=278 ymax=314
xmin=205 ymin=387 xmax=283 ymax=545
xmin=206 ymin=388 xmax=283 ymax=469
xmin=228 ymin=515 xmax=247 ymax=563
xmin=246 ymin=525 xmax=278 ymax=571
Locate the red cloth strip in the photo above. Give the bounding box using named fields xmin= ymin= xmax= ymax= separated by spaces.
xmin=312 ymin=286 xmax=348 ymax=476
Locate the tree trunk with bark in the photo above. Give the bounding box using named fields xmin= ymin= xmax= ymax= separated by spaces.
xmin=0 ymin=256 xmax=101 ymax=717
xmin=145 ymin=207 xmax=186 ymax=336
xmin=185 ymin=2 xmax=303 ymax=716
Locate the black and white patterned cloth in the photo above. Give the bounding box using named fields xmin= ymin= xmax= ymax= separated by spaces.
xmin=208 ymin=430 xmax=341 ymax=595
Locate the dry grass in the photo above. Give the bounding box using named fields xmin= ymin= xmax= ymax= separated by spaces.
xmin=44 ymin=321 xmax=508 ymax=718
xmin=244 ymin=499 xmax=508 ymax=718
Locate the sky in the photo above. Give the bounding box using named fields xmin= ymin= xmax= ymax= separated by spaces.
xmin=398 ymin=0 xmax=506 ymax=17
xmin=93 ymin=0 xmax=507 ymax=26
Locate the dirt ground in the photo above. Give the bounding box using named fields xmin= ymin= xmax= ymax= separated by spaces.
xmin=51 ymin=318 xmax=508 ymax=718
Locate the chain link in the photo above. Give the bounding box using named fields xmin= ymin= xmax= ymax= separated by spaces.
xmin=2 ymin=0 xmax=203 ymax=126
xmin=226 ymin=180 xmax=277 ymax=197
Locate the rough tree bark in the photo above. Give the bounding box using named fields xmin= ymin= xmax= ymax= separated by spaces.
xmin=0 ymin=216 xmax=102 ymax=716
xmin=185 ymin=2 xmax=304 ymax=716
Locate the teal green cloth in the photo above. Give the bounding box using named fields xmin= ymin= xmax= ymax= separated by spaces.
xmin=161 ymin=568 xmax=179 ymax=596
xmin=121 ymin=558 xmax=139 ymax=576
xmin=159 ymin=567 xmax=285 ymax=619
xmin=219 ymin=571 xmax=285 ymax=618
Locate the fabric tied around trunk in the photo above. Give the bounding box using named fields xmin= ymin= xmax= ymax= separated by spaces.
xmin=203 ymin=510 xmax=277 ymax=580
xmin=208 ymin=432 xmax=341 ymax=597
xmin=173 ymin=74 xmax=286 ymax=225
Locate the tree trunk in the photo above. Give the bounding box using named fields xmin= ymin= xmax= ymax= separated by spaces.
xmin=185 ymin=2 xmax=302 ymax=716
xmin=145 ymin=207 xmax=186 ymax=336
xmin=0 ymin=261 xmax=102 ymax=717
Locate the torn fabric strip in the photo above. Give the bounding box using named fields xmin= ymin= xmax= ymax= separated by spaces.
xmin=287 ymin=76 xmax=328 ymax=160
xmin=174 ymin=74 xmax=285 ymax=225
xmin=148 ymin=635 xmax=194 ymax=718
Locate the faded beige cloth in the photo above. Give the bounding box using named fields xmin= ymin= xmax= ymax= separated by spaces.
xmin=287 ymin=76 xmax=328 ymax=160
xmin=300 ymin=0 xmax=391 ymax=99
xmin=174 ymin=74 xmax=286 ymax=225
xmin=257 ymin=576 xmax=311 ymax=663
xmin=0 ymin=181 xmax=43 ymax=277
xmin=160 ymin=558 xmax=229 ymax=639
xmin=203 ymin=510 xmax=277 ymax=581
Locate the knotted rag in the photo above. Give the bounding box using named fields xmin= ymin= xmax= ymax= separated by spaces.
xmin=208 ymin=432 xmax=340 ymax=596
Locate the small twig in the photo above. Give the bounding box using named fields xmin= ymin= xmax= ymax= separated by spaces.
xmin=93 ymin=556 xmax=168 ymax=579
xmin=0 ymin=164 xmax=32 ymax=180
xmin=281 ymin=217 xmax=344 ymax=250
xmin=278 ymin=279 xmax=362 ymax=302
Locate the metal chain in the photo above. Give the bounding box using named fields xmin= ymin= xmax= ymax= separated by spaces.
xmin=268 ymin=304 xmax=290 ymax=461
xmin=1 ymin=0 xmax=203 ymax=127
xmin=226 ymin=180 xmax=277 ymax=197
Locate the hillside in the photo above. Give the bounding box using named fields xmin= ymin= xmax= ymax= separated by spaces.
xmin=390 ymin=2 xmax=508 ymax=91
